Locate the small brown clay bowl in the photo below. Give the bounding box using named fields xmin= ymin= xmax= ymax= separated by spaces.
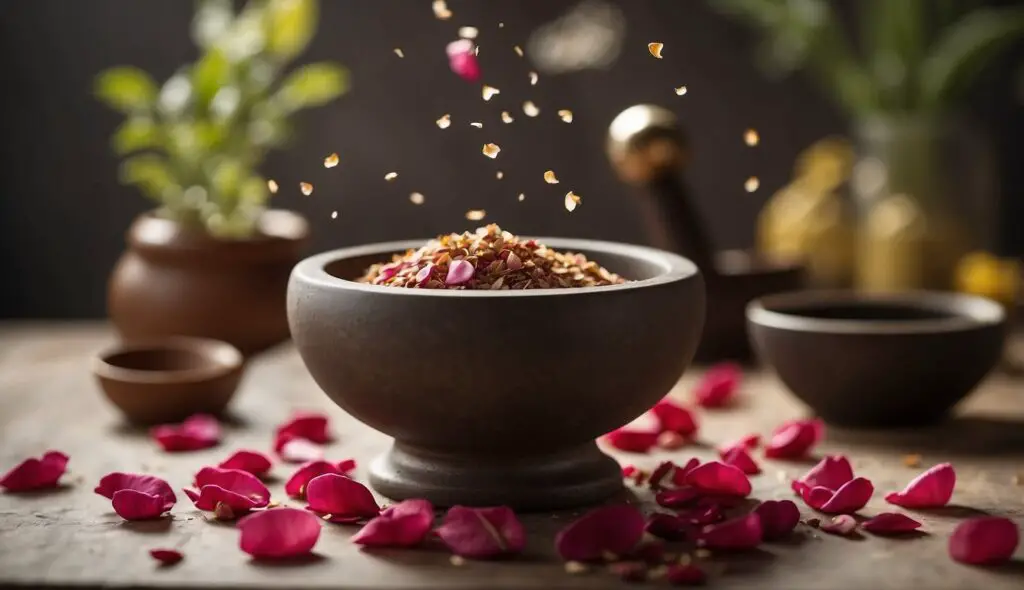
xmin=288 ymin=238 xmax=705 ymax=510
xmin=748 ymin=290 xmax=1006 ymax=428
xmin=93 ymin=337 xmax=244 ymax=425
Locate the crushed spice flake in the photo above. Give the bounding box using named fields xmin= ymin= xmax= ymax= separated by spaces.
xmin=674 ymin=86 xmax=688 ymax=96
xmin=393 ymin=48 xmax=404 ymax=58
xmin=324 ymin=153 xmax=339 ymax=168
xmin=432 ymin=0 xmax=452 ymax=20
xmin=299 ymin=182 xmax=313 ymax=196
xmin=744 ymin=128 xmax=760 ymax=146
xmin=544 ymin=170 xmax=559 ymax=184
xmin=267 ymin=179 xmax=279 ymax=194
xmin=482 ymin=85 xmax=500 ymax=101
xmin=529 ymin=71 xmax=538 ymax=86
xmin=482 ymin=143 xmax=501 ymax=159
xmin=465 ymin=209 xmax=486 ymax=221
xmin=459 ymin=26 xmax=479 ymax=40
xmin=470 ymin=122 xmax=483 ymax=128
xmin=523 ymin=101 xmax=540 ymax=117
xmin=648 ymin=42 xmax=664 ymax=59
xmin=564 ymin=191 xmax=581 ymax=212
xmin=903 ymin=454 xmax=922 ymax=468
xmin=436 ymin=114 xmax=452 ymax=129
xmin=409 ymin=192 xmax=425 ymax=205
xmin=359 ymin=224 xmax=627 ymax=290
xmin=385 ymin=172 xmax=399 ymax=181
xmin=514 ymin=45 xmax=524 ymax=57
xmin=558 ymin=109 xmax=573 ymax=123
xmin=744 ymin=176 xmax=760 ymax=193
xmin=501 ymin=111 xmax=514 ymax=123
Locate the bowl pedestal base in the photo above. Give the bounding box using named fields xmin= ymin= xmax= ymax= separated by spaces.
xmin=369 ymin=441 xmax=623 ymax=512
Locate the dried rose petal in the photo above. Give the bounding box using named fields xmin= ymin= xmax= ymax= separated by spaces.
xmin=275 ymin=412 xmax=331 ymax=447
xmin=949 ymin=517 xmax=1019 ymax=565
xmin=279 ymin=437 xmax=325 ymax=464
xmin=648 ymin=42 xmax=664 ymax=59
xmin=698 ymin=512 xmax=762 ymax=550
xmin=721 ymin=447 xmax=761 ymax=475
xmin=95 ymin=472 xmax=176 ymax=520
xmin=671 ymin=458 xmax=702 ymax=487
xmin=151 ymin=414 xmax=220 ymax=452
xmin=149 ymin=548 xmax=183 ymax=565
xmin=764 ymin=419 xmax=824 ymax=460
xmin=238 ymin=507 xmax=321 ymax=559
xmin=667 ymin=563 xmax=706 ymax=586
xmin=218 ymin=450 xmax=272 ymax=477
xmin=305 ymin=473 xmax=380 ymax=523
xmin=299 ymin=182 xmax=313 ymax=195
xmin=646 ymin=513 xmax=692 ymax=542
xmin=556 ymin=505 xmax=646 ymax=562
xmin=861 ymin=512 xmax=922 ymax=535
xmin=184 ymin=467 xmax=271 ymax=515
xmin=652 ymin=398 xmax=698 ymax=437
xmin=352 ymin=499 xmax=434 ymax=547
xmin=1 ymin=451 xmax=68 ymax=492
xmin=684 ymin=461 xmax=751 ymax=497
xmin=755 ymin=500 xmax=800 ymax=541
xmin=446 ymin=259 xmax=476 ymax=285
xmin=481 ymin=143 xmax=501 ymax=159
xmin=285 ymin=461 xmax=345 ymax=498
xmin=820 ymin=514 xmax=859 ymax=536
xmin=605 ymin=412 xmax=660 ymax=453
xmin=791 ymin=456 xmax=855 ymax=496
xmin=884 ymin=463 xmax=956 ymax=509
xmin=437 ymin=505 xmax=525 ymax=558
xmin=798 ymin=477 xmax=874 ymax=514
xmin=656 ymin=487 xmax=700 ymax=509
xmin=693 ymin=363 xmax=741 ymax=408
xmin=446 ymin=39 xmax=480 ymax=82
xmin=564 ymin=191 xmax=581 ymax=212
xmin=481 ymin=85 xmax=500 ymax=101
xmin=649 ymin=461 xmax=676 ymax=491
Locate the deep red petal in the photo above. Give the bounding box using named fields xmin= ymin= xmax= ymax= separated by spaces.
xmin=149 ymin=548 xmax=183 ymax=565
xmin=218 ymin=450 xmax=273 ymax=477
xmin=655 ymin=487 xmax=700 ymax=509
xmin=698 ymin=512 xmax=762 ymax=550
xmin=182 ymin=414 xmax=221 ymax=441
xmin=667 ymin=563 xmax=707 ymax=586
xmin=648 ymin=461 xmax=676 ymax=491
xmin=755 ymin=500 xmax=800 ymax=540
xmin=437 ymin=505 xmax=526 ymax=558
xmin=791 ymin=456 xmax=854 ymax=495
xmin=192 ymin=467 xmax=270 ymax=508
xmin=0 ymin=451 xmax=68 ymax=492
xmin=645 ymin=513 xmax=692 ymax=542
xmin=188 ymin=484 xmax=263 ymax=512
xmin=238 ymin=508 xmax=321 ymax=559
xmin=285 ymin=461 xmax=343 ymax=499
xmin=606 ymin=412 xmax=661 ymax=453
xmin=305 ymin=473 xmax=380 ymax=521
xmin=800 ymin=478 xmax=874 ymax=514
xmin=95 ymin=473 xmax=176 ymax=510
xmin=337 ymin=458 xmax=357 ymax=474
xmin=684 ymin=461 xmax=752 ymax=497
xmin=150 ymin=414 xmax=220 ymax=452
xmin=693 ymin=362 xmax=741 ymax=408
xmin=862 ymin=513 xmax=922 ymax=535
xmin=721 ymin=447 xmax=761 ymax=475
xmin=821 ymin=515 xmax=858 ymax=536
xmin=352 ymin=499 xmax=434 ymax=547
xmin=112 ymin=489 xmax=169 ymax=520
xmin=275 ymin=412 xmax=331 ymax=445
xmin=652 ymin=399 xmax=699 ymax=436
xmin=555 ymin=505 xmax=646 ymax=562
xmin=948 ymin=517 xmax=1019 ymax=565
xmin=764 ymin=419 xmax=824 ymax=460
xmin=670 ymin=458 xmax=701 ymax=487
xmin=446 ymin=39 xmax=481 ymax=81
xmin=280 ymin=438 xmax=325 ymax=464
xmin=884 ymin=463 xmax=956 ymax=509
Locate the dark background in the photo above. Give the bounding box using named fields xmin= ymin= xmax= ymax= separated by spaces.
xmin=1 ymin=0 xmax=1021 ymax=319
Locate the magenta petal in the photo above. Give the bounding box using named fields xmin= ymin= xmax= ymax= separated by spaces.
xmin=684 ymin=461 xmax=752 ymax=497
xmin=667 ymin=563 xmax=707 ymax=586
xmin=275 ymin=412 xmax=331 ymax=445
xmin=437 ymin=506 xmax=525 ymax=559
xmin=671 ymin=457 xmax=702 ymax=487
xmin=655 ymin=487 xmax=701 ymax=509
xmin=352 ymin=499 xmax=434 ymax=547
xmin=721 ymin=446 xmax=761 ymax=475
xmin=651 ymin=398 xmax=698 ymax=436
xmin=238 ymin=508 xmax=321 ymax=559
xmin=555 ymin=505 xmax=646 ymax=562
xmin=949 ymin=517 xmax=1019 ymax=565
xmin=606 ymin=411 xmax=661 ymax=453
xmin=800 ymin=477 xmax=874 ymax=514
xmin=218 ymin=450 xmax=273 ymax=477
xmin=764 ymin=419 xmax=824 ymax=460
xmin=188 ymin=484 xmax=263 ymax=513
xmin=151 ymin=414 xmax=221 ymax=452
xmin=648 ymin=461 xmax=676 ymax=491
xmin=645 ymin=513 xmax=692 ymax=542
xmin=885 ymin=463 xmax=956 ymax=509
xmin=445 ymin=39 xmax=481 ymax=81
xmin=445 ymin=259 xmax=476 ymax=286
xmin=112 ymin=489 xmax=168 ymax=520
xmin=95 ymin=472 xmax=176 ymax=513
xmin=0 ymin=451 xmax=69 ymax=492
xmin=149 ymin=548 xmax=183 ymax=565
xmin=305 ymin=473 xmax=380 ymax=521
xmin=821 ymin=514 xmax=859 ymax=536
xmin=280 ymin=438 xmax=325 ymax=464
xmin=791 ymin=455 xmax=854 ymax=495
xmin=862 ymin=513 xmax=922 ymax=535
xmin=693 ymin=362 xmax=741 ymax=408
xmin=192 ymin=467 xmax=270 ymax=509
xmin=755 ymin=500 xmax=801 ymax=540
xmin=699 ymin=512 xmax=762 ymax=550
xmin=337 ymin=459 xmax=357 ymax=474
xmin=285 ymin=461 xmax=343 ymax=499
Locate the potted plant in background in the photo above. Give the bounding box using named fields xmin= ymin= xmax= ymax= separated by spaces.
xmin=712 ymin=0 xmax=1024 ymax=292
xmin=96 ymin=0 xmax=346 ymax=355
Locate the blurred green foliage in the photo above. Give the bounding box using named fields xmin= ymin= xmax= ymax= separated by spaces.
xmin=710 ymin=0 xmax=1024 ymax=117
xmin=95 ymin=0 xmax=347 ymax=237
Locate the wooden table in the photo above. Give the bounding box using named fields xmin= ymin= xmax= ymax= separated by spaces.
xmin=1 ymin=322 xmax=1022 ymax=589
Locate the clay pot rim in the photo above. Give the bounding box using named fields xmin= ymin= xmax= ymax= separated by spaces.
xmin=292 ymin=237 xmax=699 ymax=298
xmin=747 ymin=290 xmax=1005 ymax=336
xmin=93 ymin=337 xmax=243 ymax=385
xmin=127 ymin=209 xmax=308 ymax=261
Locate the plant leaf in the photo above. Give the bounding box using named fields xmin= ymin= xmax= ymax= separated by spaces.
xmin=920 ymin=6 xmax=1024 ymax=109
xmin=95 ymin=67 xmax=158 ymax=113
xmin=265 ymin=0 xmax=317 ymax=61
xmin=275 ymin=62 xmax=347 ymax=111
xmin=192 ymin=0 xmax=235 ymax=49
xmin=192 ymin=48 xmax=231 ymax=108
xmin=119 ymin=154 xmax=178 ymax=203
xmin=112 ymin=117 xmax=161 ymax=155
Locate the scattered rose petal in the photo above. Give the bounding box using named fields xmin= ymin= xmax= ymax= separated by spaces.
xmin=95 ymin=473 xmax=176 ymax=520
xmin=352 ymin=499 xmax=434 ymax=547
xmin=305 ymin=473 xmax=380 ymax=523
xmin=799 ymin=477 xmax=874 ymax=514
xmin=564 ymin=191 xmax=581 ymax=212
xmin=646 ymin=513 xmax=692 ymax=542
xmin=184 ymin=467 xmax=271 ymax=515
xmin=652 ymin=398 xmax=698 ymax=437
xmin=446 ymin=39 xmax=480 ymax=82
xmin=437 ymin=505 xmax=525 ymax=558
xmin=658 ymin=431 xmax=687 ymax=450
xmin=337 ymin=458 xmax=356 ymax=474
xmin=684 ymin=461 xmax=752 ymax=497
xmin=523 ymin=101 xmax=539 ymax=117
xmin=218 ymin=450 xmax=272 ymax=477
xmin=1 ymin=451 xmax=68 ymax=492
xmin=719 ymin=435 xmax=760 ymax=456
xmin=556 ymin=505 xmax=645 ymax=562
xmin=862 ymin=512 xmax=922 ymax=535
xmin=482 ymin=143 xmax=501 ymax=159
xmin=446 ymin=259 xmax=476 ymax=286
xmin=279 ymin=438 xmax=324 ymax=464
xmin=481 ymin=85 xmax=500 ymax=101
xmin=465 ymin=209 xmax=486 ymax=221
xmin=821 ymin=514 xmax=859 ymax=536
xmin=671 ymin=458 xmax=702 ymax=486
xmin=656 ymin=487 xmax=700 ymax=509
xmin=698 ymin=512 xmax=762 ymax=550
xmin=693 ymin=363 xmax=741 ymax=408
xmin=764 ymin=418 xmax=824 ymax=460
xmin=885 ymin=463 xmax=956 ymax=509
xmin=459 ymin=26 xmax=479 ymax=39
xmin=558 ymin=109 xmax=573 ymax=123
xmin=324 ymin=153 xmax=339 ymax=168
xmin=791 ymin=455 xmax=854 ymax=496
xmin=151 ymin=414 xmax=221 ymax=452
xmin=648 ymin=42 xmax=664 ymax=58
xmin=606 ymin=412 xmax=660 ymax=453
xmin=267 ymin=179 xmax=279 ymax=194
xmin=648 ymin=461 xmax=675 ymax=491
xmin=622 ymin=465 xmax=639 ymax=478
xmin=721 ymin=446 xmax=761 ymax=475
xmin=436 ymin=114 xmax=451 ymax=129
xmin=949 ymin=517 xmax=1019 ymax=565
xmin=432 ymin=0 xmax=452 ymax=20
xmin=755 ymin=500 xmax=800 ymax=541
xmin=149 ymin=548 xmax=183 ymax=565
xmin=275 ymin=413 xmax=331 ymax=447
xmin=285 ymin=460 xmax=346 ymax=498
xmin=680 ymin=504 xmax=724 ymax=526
xmin=667 ymin=562 xmax=706 ymax=586
xmin=239 ymin=508 xmax=321 ymax=559
xmin=299 ymin=182 xmax=313 ymax=195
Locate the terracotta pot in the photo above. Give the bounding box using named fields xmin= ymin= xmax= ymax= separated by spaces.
xmin=109 ymin=210 xmax=309 ymax=356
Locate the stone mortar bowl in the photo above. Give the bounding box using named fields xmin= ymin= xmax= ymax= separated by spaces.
xmin=748 ymin=290 xmax=1006 ymax=429
xmin=288 ymin=238 xmax=705 ymax=511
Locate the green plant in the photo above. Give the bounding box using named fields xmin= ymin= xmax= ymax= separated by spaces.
xmin=95 ymin=0 xmax=347 ymax=237
xmin=710 ymin=0 xmax=1024 ymax=117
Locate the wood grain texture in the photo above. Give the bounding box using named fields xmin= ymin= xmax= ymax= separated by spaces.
xmin=1 ymin=322 xmax=1022 ymax=589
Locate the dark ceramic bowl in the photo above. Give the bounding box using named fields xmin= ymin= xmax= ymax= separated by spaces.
xmin=93 ymin=337 xmax=244 ymax=425
xmin=748 ymin=290 xmax=1006 ymax=428
xmin=288 ymin=238 xmax=705 ymax=510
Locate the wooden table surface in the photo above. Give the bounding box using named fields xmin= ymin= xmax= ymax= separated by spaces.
xmin=1 ymin=322 xmax=1022 ymax=589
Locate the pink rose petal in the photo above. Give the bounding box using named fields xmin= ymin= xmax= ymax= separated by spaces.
xmin=821 ymin=514 xmax=859 ymax=536
xmin=645 ymin=513 xmax=692 ymax=542
xmin=337 ymin=458 xmax=357 ymax=474
xmin=0 ymin=451 xmax=68 ymax=492
xmin=285 ymin=461 xmax=344 ymax=499
xmin=112 ymin=489 xmax=171 ymax=520
xmin=151 ymin=414 xmax=221 ymax=452
xmin=238 ymin=507 xmax=321 ymax=559
xmin=556 ymin=505 xmax=646 ymax=562
xmin=670 ymin=457 xmax=701 ymax=487
xmin=884 ymin=463 xmax=956 ymax=509
xmin=185 ymin=467 xmax=270 ymax=513
xmin=949 ymin=517 xmax=1019 ymax=565
xmin=799 ymin=477 xmax=874 ymax=514
xmin=218 ymin=450 xmax=273 ymax=477
xmin=791 ymin=456 xmax=854 ymax=496
xmin=721 ymin=446 xmax=761 ymax=475
xmin=95 ymin=473 xmax=176 ymax=520
xmin=862 ymin=512 xmax=922 ymax=535
xmin=698 ymin=512 xmax=762 ymax=550
xmin=149 ymin=548 xmax=183 ymax=565
xmin=656 ymin=487 xmax=700 ymax=509
xmin=719 ymin=435 xmax=760 ymax=456
xmin=445 ymin=259 xmax=476 ymax=286
xmin=446 ymin=39 xmax=481 ymax=82
xmin=667 ymin=563 xmax=707 ymax=585
xmin=280 ymin=438 xmax=325 ymax=464
xmin=684 ymin=461 xmax=752 ymax=497
xmin=275 ymin=412 xmax=332 ymax=445
xmin=415 ymin=263 xmax=434 ymax=285
xmin=606 ymin=411 xmax=660 ymax=453
xmin=437 ymin=505 xmax=525 ymax=559
xmin=651 ymin=398 xmax=698 ymax=437
xmin=693 ymin=362 xmax=741 ymax=408
xmin=305 ymin=473 xmax=380 ymax=523
xmin=755 ymin=500 xmax=801 ymax=541
xmin=764 ymin=418 xmax=824 ymax=460
xmin=351 ymin=499 xmax=434 ymax=548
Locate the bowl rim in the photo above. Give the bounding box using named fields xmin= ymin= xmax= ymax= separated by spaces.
xmin=747 ymin=290 xmax=1005 ymax=335
xmin=93 ymin=337 xmax=243 ymax=385
xmin=291 ymin=237 xmax=699 ymax=298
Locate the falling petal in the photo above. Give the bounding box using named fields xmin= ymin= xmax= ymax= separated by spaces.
xmin=564 ymin=191 xmax=581 ymax=212
xmin=745 ymin=177 xmax=760 ymax=193
xmin=528 ymin=72 xmax=538 ymax=86
xmin=459 ymin=26 xmax=479 ymax=39
xmin=482 ymin=85 xmax=500 ymax=101
xmin=501 ymin=111 xmax=514 ymax=124
xmin=409 ymin=192 xmax=425 ymax=205
xmin=648 ymin=42 xmax=664 ymax=59
xmin=393 ymin=48 xmax=404 ymax=58
xmin=267 ymin=180 xmax=279 ymax=194
xmin=436 ymin=114 xmax=452 ymax=129
xmin=674 ymin=86 xmax=687 ymax=96
xmin=432 ymin=0 xmax=452 ymax=20
xmin=544 ymin=170 xmax=559 ymax=184
xmin=744 ymin=129 xmax=759 ymax=146
xmin=482 ymin=143 xmax=501 ymax=159
xmin=523 ymin=101 xmax=539 ymax=117
xmin=558 ymin=110 xmax=573 ymax=123
xmin=465 ymin=209 xmax=486 ymax=221
xmin=299 ymin=182 xmax=313 ymax=196
xmin=324 ymin=153 xmax=339 ymax=168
